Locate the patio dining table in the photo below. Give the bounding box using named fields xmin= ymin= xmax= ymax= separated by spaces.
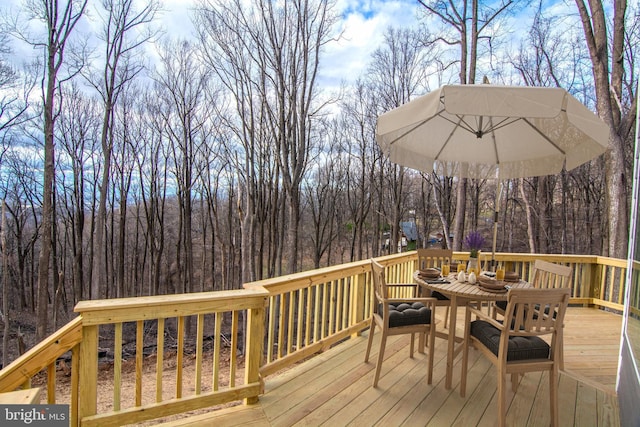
xmin=413 ymin=270 xmax=531 ymax=389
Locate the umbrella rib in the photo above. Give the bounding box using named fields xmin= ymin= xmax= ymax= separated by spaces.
xmin=435 ymin=116 xmax=465 ymax=160
xmin=486 ymin=117 xmax=521 ymax=133
xmin=388 ymin=114 xmax=440 ymax=147
xmin=448 ymin=116 xmax=521 ymax=137
xmin=523 ymin=118 xmax=566 ymax=155
xmin=449 ymin=115 xmax=477 ymax=135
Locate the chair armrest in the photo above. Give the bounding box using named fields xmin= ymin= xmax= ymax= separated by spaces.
xmin=467 ymin=305 xmax=504 ymax=330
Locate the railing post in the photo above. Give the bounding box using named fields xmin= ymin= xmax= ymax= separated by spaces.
xmin=577 ymin=260 xmax=596 ymax=305
xmin=591 ymin=261 xmax=603 ymax=306
xmin=351 ymin=271 xmax=368 ymax=338
xmin=244 ymin=297 xmax=267 ymax=405
xmin=77 ymin=324 xmax=98 ymax=425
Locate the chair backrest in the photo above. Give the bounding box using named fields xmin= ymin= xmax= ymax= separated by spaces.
xmin=416 ymin=249 xmax=453 ymax=270
xmin=503 ymin=288 xmax=571 ymax=338
xmin=531 ymin=260 xmax=572 ymax=290
xmin=371 ymin=259 xmax=388 ymax=304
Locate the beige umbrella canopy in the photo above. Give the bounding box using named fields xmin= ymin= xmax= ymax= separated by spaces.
xmin=376 ymin=84 xmax=609 ymax=180
xmin=376 ymin=84 xmax=610 ymax=265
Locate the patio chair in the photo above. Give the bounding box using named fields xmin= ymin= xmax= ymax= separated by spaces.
xmin=416 ymin=248 xmax=453 ymax=328
xmin=460 ymin=287 xmax=570 ymax=427
xmin=364 ymin=259 xmax=437 ymax=388
xmin=493 ymin=259 xmax=572 ymax=368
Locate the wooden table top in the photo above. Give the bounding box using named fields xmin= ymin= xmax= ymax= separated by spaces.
xmin=413 ymin=271 xmax=530 ymax=300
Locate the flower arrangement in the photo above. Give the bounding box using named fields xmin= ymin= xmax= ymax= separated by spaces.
xmin=464 ymin=231 xmax=485 ymax=258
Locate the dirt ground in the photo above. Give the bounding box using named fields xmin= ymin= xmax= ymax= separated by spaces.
xmin=30 ymin=346 xmax=245 ymax=426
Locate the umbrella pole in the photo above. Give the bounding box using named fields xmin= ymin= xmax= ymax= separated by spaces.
xmin=491 ymin=180 xmax=502 ymax=271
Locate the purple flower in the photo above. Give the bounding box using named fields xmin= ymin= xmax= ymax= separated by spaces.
xmin=464 ymin=231 xmax=485 ymax=257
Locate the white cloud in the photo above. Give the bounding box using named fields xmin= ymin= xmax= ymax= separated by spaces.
xmin=1 ymin=0 xmax=418 ymax=93
xmin=320 ymin=0 xmax=420 ymax=89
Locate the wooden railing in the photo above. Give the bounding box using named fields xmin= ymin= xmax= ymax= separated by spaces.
xmin=244 ymin=252 xmax=632 ymax=376
xmin=0 ymin=288 xmax=268 ymax=426
xmin=0 ymin=252 xmax=634 ymax=425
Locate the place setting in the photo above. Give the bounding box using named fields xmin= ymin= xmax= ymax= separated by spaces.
xmin=417 ymin=267 xmax=451 ymax=284
xmin=477 ymin=268 xmax=520 ymax=292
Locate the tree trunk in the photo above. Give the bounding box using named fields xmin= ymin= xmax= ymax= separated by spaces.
xmin=37 ymin=39 xmax=57 ymax=340
xmin=575 ymin=0 xmax=629 ymax=258
xmin=520 ymin=178 xmax=537 ymax=253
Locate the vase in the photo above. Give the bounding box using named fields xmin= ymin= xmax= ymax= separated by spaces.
xmin=468 ymin=252 xmax=481 ymax=273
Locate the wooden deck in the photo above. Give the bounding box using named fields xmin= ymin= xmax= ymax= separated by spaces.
xmin=158 ymin=306 xmax=621 ymax=427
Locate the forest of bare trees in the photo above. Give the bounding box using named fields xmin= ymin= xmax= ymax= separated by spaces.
xmin=0 ymin=0 xmax=637 ymax=363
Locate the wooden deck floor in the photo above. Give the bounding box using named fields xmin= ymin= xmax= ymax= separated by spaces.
xmin=159 ymin=306 xmax=622 ymax=427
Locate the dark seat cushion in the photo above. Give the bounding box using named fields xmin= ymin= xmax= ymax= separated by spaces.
xmin=431 ymin=291 xmax=450 ymax=301
xmin=534 ymin=303 xmax=557 ymax=318
xmin=495 ymin=300 xmax=507 ymax=311
xmin=382 ymin=302 xmax=432 ymax=327
xmin=470 ymin=320 xmax=550 ymax=361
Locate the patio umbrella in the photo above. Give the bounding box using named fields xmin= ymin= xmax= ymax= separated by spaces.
xmin=376 ymin=84 xmax=610 ymax=266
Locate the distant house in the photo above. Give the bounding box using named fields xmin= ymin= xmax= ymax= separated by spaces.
xmin=382 ymin=222 xmax=421 ymax=252
xmin=400 ymin=221 xmax=418 ymax=242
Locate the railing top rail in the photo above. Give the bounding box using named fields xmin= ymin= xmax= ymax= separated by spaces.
xmin=242 ymin=252 xmax=616 ymax=295
xmin=243 ymin=253 xmax=411 ymax=293
xmin=0 ymin=316 xmax=83 ymax=393
xmin=75 ymin=288 xmax=269 ymax=326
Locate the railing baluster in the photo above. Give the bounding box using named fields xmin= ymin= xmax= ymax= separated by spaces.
xmin=155 ymin=318 xmax=164 ymax=403
xmin=314 ymin=285 xmax=321 ymax=342
xmin=47 ymin=362 xmax=55 ymax=403
xmin=135 ymin=320 xmax=143 ymax=407
xmin=267 ymin=296 xmax=276 ymax=363
xmin=287 ymin=291 xmax=295 ymax=355
xmin=278 ymin=294 xmax=286 ymax=358
xmin=230 ymin=311 xmax=238 ymax=388
xmin=296 ymin=288 xmax=304 ymax=349
xmin=213 ymin=312 xmax=221 ymax=391
xmin=304 ymin=287 xmax=312 ymax=346
xmin=195 ymin=313 xmax=204 ymax=395
xmin=114 ymin=322 xmax=122 ymax=411
xmin=176 ymin=316 xmax=184 ymax=399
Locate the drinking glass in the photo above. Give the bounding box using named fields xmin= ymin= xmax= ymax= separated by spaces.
xmin=457 ymin=262 xmax=466 ymax=273
xmin=496 ymin=263 xmax=505 ymax=281
xmin=442 ymin=260 xmax=450 ymax=277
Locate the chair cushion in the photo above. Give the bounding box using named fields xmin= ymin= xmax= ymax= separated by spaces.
xmin=495 ymin=300 xmax=507 ymax=311
xmin=470 ymin=320 xmax=550 ymax=361
xmin=534 ymin=303 xmax=557 ymax=319
xmin=382 ymin=302 xmax=432 ymax=327
xmin=431 ymin=291 xmax=450 ymax=301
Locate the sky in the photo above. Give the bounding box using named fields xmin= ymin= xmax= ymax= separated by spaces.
xmin=1 ymin=0 xmax=424 ymax=93
xmin=157 ymin=0 xmax=422 ymax=90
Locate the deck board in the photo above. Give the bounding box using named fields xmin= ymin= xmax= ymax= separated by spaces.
xmin=156 ymin=306 xmax=621 ymax=426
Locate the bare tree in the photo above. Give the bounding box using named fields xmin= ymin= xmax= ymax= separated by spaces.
xmin=9 ymin=0 xmax=88 ymax=340
xmin=0 ymin=32 xmax=35 ymax=157
xmin=89 ymin=0 xmax=160 ymax=300
xmin=304 ymin=118 xmax=343 ymax=267
xmin=153 ymin=40 xmax=210 ymax=298
xmin=575 ymin=0 xmax=637 ymax=258
xmin=418 ymin=0 xmax=518 ymax=251
xmin=341 ymin=80 xmax=377 ymax=261
xmin=196 ymin=0 xmax=339 ymax=276
xmin=56 ymin=82 xmax=100 ymax=303
xmin=367 ymin=27 xmax=431 ymax=254
xmin=133 ymin=89 xmax=170 ymax=296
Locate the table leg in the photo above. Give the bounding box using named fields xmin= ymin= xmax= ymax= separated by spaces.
xmin=445 ymin=295 xmax=458 ymax=390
